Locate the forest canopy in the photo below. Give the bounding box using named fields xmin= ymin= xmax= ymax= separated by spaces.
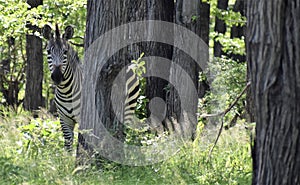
xmin=0 ymin=0 xmax=86 ymax=107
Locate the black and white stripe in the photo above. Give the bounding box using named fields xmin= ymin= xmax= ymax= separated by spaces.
xmin=124 ymin=65 xmax=140 ymax=124
xmin=43 ymin=25 xmax=82 ymax=151
xmin=43 ymin=24 xmax=140 ymax=151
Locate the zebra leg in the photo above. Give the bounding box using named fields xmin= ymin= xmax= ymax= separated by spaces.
xmin=60 ymin=118 xmax=75 ymax=151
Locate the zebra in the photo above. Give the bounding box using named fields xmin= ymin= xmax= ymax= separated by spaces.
xmin=43 ymin=24 xmax=140 ymax=151
xmin=43 ymin=24 xmax=82 ymax=151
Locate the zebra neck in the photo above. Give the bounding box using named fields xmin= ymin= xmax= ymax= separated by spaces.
xmin=68 ymin=48 xmax=80 ymax=66
xmin=57 ymin=62 xmax=74 ymax=89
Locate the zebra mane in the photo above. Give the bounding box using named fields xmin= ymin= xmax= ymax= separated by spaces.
xmin=68 ymin=45 xmax=81 ymax=66
xmin=55 ymin=24 xmax=60 ymax=39
xmin=48 ymin=24 xmax=81 ymax=66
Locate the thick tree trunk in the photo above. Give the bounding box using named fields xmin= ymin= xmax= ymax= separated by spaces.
xmin=79 ymin=0 xmax=128 ymax=162
xmin=84 ymin=0 xmax=128 ymax=141
xmin=83 ymin=0 xmax=173 ymax=138
xmin=214 ymin=0 xmax=228 ymax=57
xmin=247 ymin=0 xmax=300 ymax=184
xmin=79 ymin=0 xmax=174 ymax=162
xmin=166 ymin=0 xmax=209 ymax=138
xmin=24 ymin=0 xmax=44 ymax=111
xmin=144 ymin=0 xmax=174 ymax=119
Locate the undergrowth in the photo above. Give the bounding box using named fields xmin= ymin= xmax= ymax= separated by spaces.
xmin=0 ymin=107 xmax=252 ymax=185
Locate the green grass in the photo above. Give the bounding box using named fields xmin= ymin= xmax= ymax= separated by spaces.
xmin=0 ymin=108 xmax=252 ymax=185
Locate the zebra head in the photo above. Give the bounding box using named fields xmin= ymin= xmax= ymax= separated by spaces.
xmin=43 ymin=24 xmax=74 ymax=85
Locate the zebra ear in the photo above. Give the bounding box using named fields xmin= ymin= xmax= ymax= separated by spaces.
xmin=43 ymin=25 xmax=53 ymax=40
xmin=63 ymin=26 xmax=74 ymax=40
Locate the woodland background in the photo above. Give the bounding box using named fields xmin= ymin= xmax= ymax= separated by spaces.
xmin=1 ymin=0 xmax=298 ymax=184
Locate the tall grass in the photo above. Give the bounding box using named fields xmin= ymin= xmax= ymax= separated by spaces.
xmin=0 ymin=107 xmax=252 ymax=185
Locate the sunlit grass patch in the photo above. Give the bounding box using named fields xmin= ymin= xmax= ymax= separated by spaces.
xmin=0 ymin=108 xmax=252 ymax=185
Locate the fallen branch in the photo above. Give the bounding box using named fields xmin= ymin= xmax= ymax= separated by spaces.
xmin=201 ymin=82 xmax=251 ymax=119
xmin=206 ymin=82 xmax=251 ymax=162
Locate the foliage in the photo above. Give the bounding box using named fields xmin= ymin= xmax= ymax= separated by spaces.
xmin=200 ymin=0 xmax=247 ymax=128
xmin=0 ymin=0 xmax=86 ymax=108
xmin=209 ymin=0 xmax=246 ymax=58
xmin=200 ymin=56 xmax=247 ymax=122
xmin=131 ymin=52 xmax=148 ymax=120
xmin=0 ymin=0 xmax=251 ymax=184
xmin=123 ymin=53 xmax=153 ymax=146
xmin=0 ymin=36 xmax=25 ymax=107
xmin=213 ymin=8 xmax=246 ymax=28
xmin=0 ymin=108 xmax=252 ymax=184
xmin=212 ymin=33 xmax=245 ymax=56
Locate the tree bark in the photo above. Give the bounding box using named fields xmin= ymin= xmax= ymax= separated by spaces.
xmin=230 ymin=0 xmax=246 ymax=62
xmin=84 ymin=0 xmax=128 ymax=141
xmin=244 ymin=0 xmax=255 ymax=123
xmin=167 ymin=0 xmax=209 ymax=138
xmin=214 ymin=0 xmax=228 ymax=57
xmin=24 ymin=0 xmax=44 ymax=111
xmin=247 ymin=0 xmax=300 ymax=184
xmin=79 ymin=0 xmax=174 ymax=161
xmin=144 ymin=0 xmax=174 ymax=120
xmin=198 ymin=2 xmax=210 ymax=99
xmin=0 ymin=38 xmax=24 ymax=107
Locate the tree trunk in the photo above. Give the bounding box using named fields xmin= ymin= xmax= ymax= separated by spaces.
xmin=79 ymin=0 xmax=125 ymax=162
xmin=84 ymin=0 xmax=128 ymax=141
xmin=0 ymin=38 xmax=24 ymax=108
xmin=230 ymin=0 xmax=246 ymax=62
xmin=166 ymin=0 xmax=209 ymax=138
xmin=24 ymin=0 xmax=44 ymax=111
xmin=198 ymin=2 xmax=210 ymax=99
xmin=79 ymin=0 xmax=174 ymax=162
xmin=214 ymin=0 xmax=228 ymax=57
xmin=247 ymin=0 xmax=300 ymax=184
xmin=144 ymin=0 xmax=174 ymax=120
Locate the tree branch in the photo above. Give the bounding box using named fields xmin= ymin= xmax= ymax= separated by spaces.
xmin=206 ymin=82 xmax=251 ymax=162
xmin=201 ymin=82 xmax=251 ymax=118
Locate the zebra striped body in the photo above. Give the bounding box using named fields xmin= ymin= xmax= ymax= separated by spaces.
xmin=43 ymin=25 xmax=82 ymax=151
xmin=53 ymin=45 xmax=82 ymax=150
xmin=124 ymin=66 xmax=140 ymax=124
xmin=43 ymin=25 xmax=140 ymax=151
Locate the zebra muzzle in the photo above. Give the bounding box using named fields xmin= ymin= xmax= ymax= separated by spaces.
xmin=51 ymin=67 xmax=63 ymax=85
